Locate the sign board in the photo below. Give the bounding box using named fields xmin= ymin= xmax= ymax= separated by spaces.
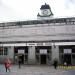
xmin=40 ymin=49 xmax=47 ymax=54
xmin=64 ymin=49 xmax=72 ymax=54
xmin=2 ymin=43 xmax=26 ymax=46
xmin=18 ymin=49 xmax=25 ymax=54
xmin=27 ymin=43 xmax=37 ymax=46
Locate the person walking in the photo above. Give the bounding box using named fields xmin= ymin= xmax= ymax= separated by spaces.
xmin=53 ymin=58 xmax=58 ymax=69
xmin=64 ymin=61 xmax=67 ymax=66
xmin=4 ymin=58 xmax=11 ymax=72
xmin=18 ymin=58 xmax=21 ymax=69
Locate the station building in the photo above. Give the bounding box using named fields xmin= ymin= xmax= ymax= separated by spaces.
xmin=0 ymin=3 xmax=75 ymax=65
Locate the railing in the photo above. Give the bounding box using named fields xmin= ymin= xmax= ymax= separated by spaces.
xmin=0 ymin=17 xmax=75 ymax=28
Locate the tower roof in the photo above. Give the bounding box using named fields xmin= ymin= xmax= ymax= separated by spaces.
xmin=40 ymin=3 xmax=50 ymax=9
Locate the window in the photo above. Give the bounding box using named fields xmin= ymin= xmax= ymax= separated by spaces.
xmin=0 ymin=49 xmax=3 ymax=55
xmin=72 ymin=48 xmax=75 ymax=53
xmin=36 ymin=49 xmax=39 ymax=53
xmin=0 ymin=47 xmax=8 ymax=55
xmin=4 ymin=47 xmax=8 ymax=55
xmin=25 ymin=50 xmax=28 ymax=53
xmin=47 ymin=49 xmax=51 ymax=53
xmin=59 ymin=49 xmax=63 ymax=53
xmin=25 ymin=55 xmax=28 ymax=61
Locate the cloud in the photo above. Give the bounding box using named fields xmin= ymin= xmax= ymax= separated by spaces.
xmin=0 ymin=0 xmax=75 ymax=22
xmin=62 ymin=0 xmax=75 ymax=17
xmin=0 ymin=0 xmax=28 ymax=22
xmin=65 ymin=0 xmax=75 ymax=9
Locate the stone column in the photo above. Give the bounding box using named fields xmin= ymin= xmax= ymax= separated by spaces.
xmin=8 ymin=46 xmax=14 ymax=60
xmin=28 ymin=46 xmax=36 ymax=64
xmin=52 ymin=45 xmax=59 ymax=63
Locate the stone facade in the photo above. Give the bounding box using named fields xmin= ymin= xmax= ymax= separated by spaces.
xmin=0 ymin=17 xmax=75 ymax=65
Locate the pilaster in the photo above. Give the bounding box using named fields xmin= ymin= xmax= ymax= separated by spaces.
xmin=28 ymin=46 xmax=36 ymax=64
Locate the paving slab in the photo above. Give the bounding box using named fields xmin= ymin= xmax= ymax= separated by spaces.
xmin=0 ymin=64 xmax=75 ymax=75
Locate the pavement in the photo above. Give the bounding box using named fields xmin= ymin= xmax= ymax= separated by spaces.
xmin=0 ymin=64 xmax=75 ymax=75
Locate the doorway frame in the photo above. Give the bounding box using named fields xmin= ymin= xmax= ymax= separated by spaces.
xmin=40 ymin=54 xmax=47 ymax=64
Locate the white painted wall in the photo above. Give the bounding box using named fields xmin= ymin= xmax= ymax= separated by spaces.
xmin=0 ymin=23 xmax=75 ymax=42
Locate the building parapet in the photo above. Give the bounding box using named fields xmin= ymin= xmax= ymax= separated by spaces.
xmin=0 ymin=17 xmax=75 ymax=28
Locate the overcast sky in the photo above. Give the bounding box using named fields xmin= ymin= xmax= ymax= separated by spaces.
xmin=0 ymin=0 xmax=75 ymax=22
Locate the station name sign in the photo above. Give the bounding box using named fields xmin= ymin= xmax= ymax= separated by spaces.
xmin=27 ymin=43 xmax=37 ymax=46
xmin=40 ymin=49 xmax=47 ymax=54
xmin=18 ymin=49 xmax=25 ymax=54
xmin=64 ymin=49 xmax=72 ymax=54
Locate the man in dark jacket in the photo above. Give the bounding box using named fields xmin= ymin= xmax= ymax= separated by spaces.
xmin=53 ymin=58 xmax=58 ymax=69
xmin=18 ymin=58 xmax=21 ymax=69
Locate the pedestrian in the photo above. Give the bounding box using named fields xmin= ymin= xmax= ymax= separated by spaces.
xmin=53 ymin=58 xmax=58 ymax=69
xmin=64 ymin=61 xmax=67 ymax=66
xmin=4 ymin=58 xmax=11 ymax=72
xmin=18 ymin=58 xmax=21 ymax=69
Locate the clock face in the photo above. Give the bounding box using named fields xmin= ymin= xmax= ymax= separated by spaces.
xmin=43 ymin=10 xmax=48 ymax=15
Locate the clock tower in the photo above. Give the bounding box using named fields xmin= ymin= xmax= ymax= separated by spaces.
xmin=37 ymin=3 xmax=53 ymax=20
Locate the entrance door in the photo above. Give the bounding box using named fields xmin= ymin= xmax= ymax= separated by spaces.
xmin=41 ymin=55 xmax=46 ymax=64
xmin=19 ymin=55 xmax=24 ymax=64
xmin=64 ymin=54 xmax=71 ymax=65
